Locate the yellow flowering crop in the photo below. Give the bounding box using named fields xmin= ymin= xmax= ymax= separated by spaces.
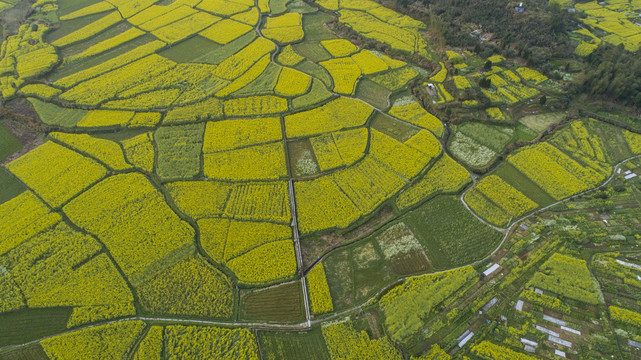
xmin=137 ymin=5 xmax=197 ymax=31
xmin=333 ymin=127 xmax=368 ymax=165
xmin=164 ymin=325 xmax=260 ymax=359
xmin=488 ymin=54 xmax=505 ymax=63
xmin=488 ymin=73 xmax=507 ymax=87
xmin=77 ymin=110 xmax=135 ymax=128
xmin=153 ymin=12 xmax=222 ymax=44
xmin=59 ymin=1 xmax=115 ymax=20
xmin=18 ymin=83 xmax=61 ymax=98
xmin=132 ymin=326 xmax=162 ymax=359
xmin=475 ymin=175 xmax=538 ymax=217
xmin=610 ymin=306 xmax=641 ymax=327
xmin=307 ymin=263 xmax=333 ymax=314
xmin=129 ymin=112 xmax=161 ymax=127
xmin=0 ymin=24 xmax=58 ymax=87
xmin=224 ymin=95 xmax=288 ymax=116
xmin=121 ymin=132 xmax=155 ymax=172
xmin=370 ymin=129 xmax=435 ymax=179
xmin=203 ymin=117 xmax=282 ymax=152
xmin=295 ymin=175 xmax=361 ymax=234
xmin=4 ymin=222 xmax=135 ymax=327
xmin=528 ymin=253 xmax=599 ymax=304
xmin=227 ymin=240 xmax=297 ymax=284
xmin=274 ymin=67 xmax=312 ymax=97
xmin=137 ymin=256 xmax=233 ymax=317
xmin=454 ymin=75 xmax=471 ymax=89
xmin=575 ymin=41 xmax=599 ymax=56
xmin=216 ymin=54 xmax=271 ymax=97
xmin=167 ymin=181 xmax=230 ymax=220
xmin=204 ymin=142 xmax=287 ymax=180
xmin=107 ymin=0 xmax=157 ymax=18
xmin=515 ymin=67 xmax=548 ymax=84
xmin=53 ymin=11 xmax=123 ymax=47
xmin=197 ymin=0 xmax=250 ymax=16
xmin=624 ymin=129 xmax=641 ymax=153
xmin=316 ymin=0 xmax=339 ymax=10
xmin=165 ymin=97 xmax=224 ymax=124
xmin=351 ymin=50 xmax=389 ymax=75
xmin=485 ymin=107 xmax=505 ymax=121
xmin=320 ymin=39 xmax=359 ymax=57
xmin=285 ymin=97 xmax=373 ymax=138
xmin=224 ymin=181 xmax=291 ymax=223
xmin=7 ymin=142 xmax=107 ymax=207
xmin=224 ymin=220 xmax=292 ymax=260
xmin=213 ymin=37 xmax=275 ymax=80
xmin=472 ymin=341 xmax=538 ymax=360
xmin=262 ymin=13 xmax=304 ymax=44
xmin=379 ymin=54 xmax=406 ymax=69
xmin=388 ymin=102 xmax=444 ymax=137
xmin=60 ymin=55 xmax=176 ymax=106
xmin=331 ymin=156 xmax=405 ymax=217
xmin=322 ymin=320 xmax=402 ymax=359
xmin=200 ymin=18 xmax=253 ymax=44
xmin=311 ymin=133 xmax=344 ymax=171
xmin=464 ymin=187 xmax=502 ymax=220
xmin=502 ymin=69 xmax=521 ymax=83
xmin=50 ymin=132 xmax=131 ymax=170
xmin=405 ymin=129 xmax=442 ymax=157
xmin=63 ymin=173 xmax=195 ymax=284
xmin=54 ymin=41 xmax=166 ymax=88
xmin=41 ymin=321 xmax=146 ymax=360
xmin=430 ymin=62 xmax=447 ymax=82
xmin=320 ymin=57 xmax=362 ymax=94
xmin=509 ymin=142 xmax=603 ymax=200
xmin=277 ymin=45 xmax=304 ymax=66
xmin=67 ymin=303 xmax=136 ymax=329
xmin=66 ymin=28 xmax=145 ymax=63
xmin=231 ymin=7 xmax=259 ymax=25
xmin=103 ymin=88 xmax=182 ymax=110
xmin=370 ymin=66 xmax=418 ymax=91
xmin=379 ymin=266 xmax=477 ymax=343
xmin=396 ymin=155 xmax=470 ymax=210
xmin=0 ymin=191 xmax=61 ymax=255
xmin=258 ymin=0 xmax=269 ymax=12
xmin=198 ymin=218 xmax=229 ymax=262
xmin=549 ymin=120 xmax=610 ymax=175
xmin=337 ymin=8 xmax=428 ymax=56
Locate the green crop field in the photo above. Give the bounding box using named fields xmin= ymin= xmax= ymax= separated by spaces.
xmin=0 ymin=123 xmax=20 ymax=162
xmin=240 ymin=282 xmax=306 ymax=323
xmin=1 ymin=0 xmax=641 ymax=358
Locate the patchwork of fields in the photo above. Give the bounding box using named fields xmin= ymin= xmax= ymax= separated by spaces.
xmin=1 ymin=0 xmax=641 ymax=358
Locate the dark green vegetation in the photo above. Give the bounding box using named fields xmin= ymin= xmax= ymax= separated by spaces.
xmin=404 ymin=195 xmax=502 ymax=269
xmin=258 ymin=327 xmax=330 ymax=360
xmin=493 ymin=162 xmax=556 ymax=206
xmin=0 ymin=123 xmax=21 ymax=162
xmin=0 ymin=308 xmax=72 ymax=347
xmin=240 ymin=282 xmax=306 ymax=323
xmin=48 ymin=33 xmax=157 ymax=81
xmin=0 ymin=343 xmax=49 ymax=360
xmin=0 ymin=168 xmax=26 ymax=205
xmin=580 ymin=45 xmax=641 ymax=107
xmin=155 ymin=123 xmax=205 ymax=180
xmin=405 ymin=0 xmax=574 ymax=65
xmin=27 ymin=98 xmax=87 ymax=127
xmin=158 ymin=36 xmax=221 ymax=64
xmin=355 ymin=79 xmax=391 ymax=110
